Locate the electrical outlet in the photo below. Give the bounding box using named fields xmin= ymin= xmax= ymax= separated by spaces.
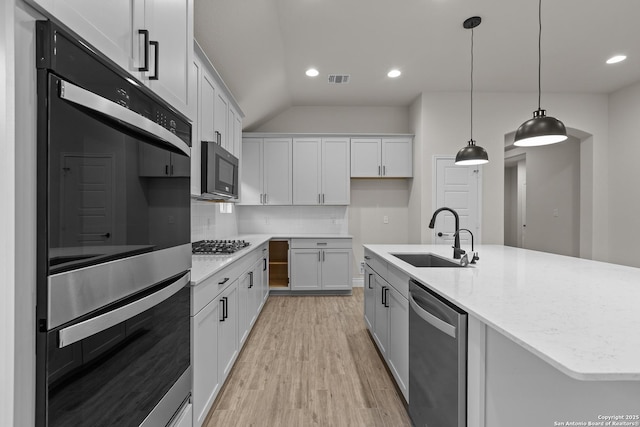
xmin=383 ymin=215 xmax=389 ymax=224
xmin=359 ymin=262 xmax=365 ymax=274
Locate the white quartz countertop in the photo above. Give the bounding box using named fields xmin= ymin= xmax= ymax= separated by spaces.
xmin=365 ymin=244 xmax=640 ymax=381
xmin=191 ymin=234 xmax=351 ymax=285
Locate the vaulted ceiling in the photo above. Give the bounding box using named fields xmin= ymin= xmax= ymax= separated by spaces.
xmin=194 ymin=0 xmax=640 ymax=129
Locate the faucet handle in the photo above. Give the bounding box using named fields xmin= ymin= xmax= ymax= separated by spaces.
xmin=460 ymin=253 xmax=469 ymax=267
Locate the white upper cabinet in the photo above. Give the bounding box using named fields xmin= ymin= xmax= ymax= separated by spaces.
xmin=292 ymin=137 xmax=350 ymax=205
xmin=141 ymin=0 xmax=194 ymax=119
xmin=190 ymin=43 xmax=244 ymax=196
xmin=351 ymin=137 xmax=412 ymax=178
xmin=30 ymin=0 xmax=195 ymax=120
xmin=350 ymin=138 xmax=381 ymax=177
xmin=240 ymin=138 xmax=292 ymax=205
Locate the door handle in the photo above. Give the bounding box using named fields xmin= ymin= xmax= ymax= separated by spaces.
xmin=137 ymin=29 xmax=149 ymax=72
xmin=221 ymin=296 xmax=228 ymax=321
xmin=409 ymin=293 xmax=456 ymax=338
xmin=149 ymin=40 xmax=159 ymax=80
xmin=368 ymin=274 xmax=373 ymax=289
xmin=384 ymin=287 xmax=389 ymax=307
xmin=383 ymin=165 xmax=386 ymax=176
xmin=381 ymin=285 xmax=387 ymax=306
xmin=248 ymin=271 xmax=253 ymax=288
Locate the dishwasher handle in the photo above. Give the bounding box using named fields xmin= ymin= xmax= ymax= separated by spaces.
xmin=409 ymin=292 xmax=456 ymax=338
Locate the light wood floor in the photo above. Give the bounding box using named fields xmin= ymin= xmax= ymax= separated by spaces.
xmin=204 ymin=288 xmax=412 ymax=427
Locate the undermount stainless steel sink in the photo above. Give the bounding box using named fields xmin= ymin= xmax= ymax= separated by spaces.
xmin=391 ymin=252 xmax=464 ymax=268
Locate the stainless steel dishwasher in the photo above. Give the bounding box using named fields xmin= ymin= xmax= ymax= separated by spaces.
xmin=408 ymin=279 xmax=467 ymax=427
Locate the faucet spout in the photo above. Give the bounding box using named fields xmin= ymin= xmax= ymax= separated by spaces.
xmin=428 ymin=207 xmax=462 ymax=259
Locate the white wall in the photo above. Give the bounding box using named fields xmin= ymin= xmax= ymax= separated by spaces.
xmin=411 ymin=91 xmax=609 ymax=262
xmin=191 ymin=200 xmax=239 ymax=241
xmin=237 ymin=205 xmax=348 ymax=234
xmin=506 ymin=139 xmax=581 ymax=257
xmin=608 ymin=81 xmax=640 ymax=267
xmin=252 ymin=105 xmax=410 ymax=134
xmin=0 ymin=0 xmax=17 ymax=424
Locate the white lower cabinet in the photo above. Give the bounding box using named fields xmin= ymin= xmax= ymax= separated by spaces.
xmin=191 ymin=243 xmax=269 ymax=427
xmin=192 ymin=296 xmax=220 ymax=426
xmin=363 ymin=266 xmax=375 ymax=330
xmin=364 ymin=249 xmax=409 ymax=402
xmin=290 ymin=239 xmax=352 ymax=291
xmin=218 ymin=281 xmax=239 ymax=380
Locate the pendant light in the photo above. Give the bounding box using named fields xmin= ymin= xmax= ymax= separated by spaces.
xmin=455 ymin=16 xmax=489 ymax=166
xmin=513 ymin=0 xmax=567 ymax=147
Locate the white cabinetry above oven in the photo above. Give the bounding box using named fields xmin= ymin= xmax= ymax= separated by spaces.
xmin=27 ymin=0 xmax=195 ymax=120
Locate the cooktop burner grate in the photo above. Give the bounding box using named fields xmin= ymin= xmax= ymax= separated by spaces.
xmin=192 ymin=239 xmax=251 ymax=255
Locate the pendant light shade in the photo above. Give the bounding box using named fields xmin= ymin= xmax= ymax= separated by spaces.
xmin=513 ymin=0 xmax=567 ymax=147
xmin=455 ymin=140 xmax=489 ymax=165
xmin=455 ymin=16 xmax=489 ymax=166
xmin=514 ymin=108 xmax=567 ymax=146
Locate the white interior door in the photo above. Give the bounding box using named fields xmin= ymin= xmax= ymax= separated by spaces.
xmin=434 ymin=156 xmax=481 ymax=247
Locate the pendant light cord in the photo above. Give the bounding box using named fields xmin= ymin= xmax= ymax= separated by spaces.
xmin=470 ymin=27 xmax=474 ymax=142
xmin=538 ymin=0 xmax=542 ymax=110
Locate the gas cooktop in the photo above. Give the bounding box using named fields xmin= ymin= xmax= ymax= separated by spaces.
xmin=192 ymin=239 xmax=250 ymax=255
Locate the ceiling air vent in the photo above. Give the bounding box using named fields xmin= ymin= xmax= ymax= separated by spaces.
xmin=328 ymin=74 xmax=350 ymax=84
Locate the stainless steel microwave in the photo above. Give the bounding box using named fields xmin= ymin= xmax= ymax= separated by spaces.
xmin=201 ymin=141 xmax=239 ymax=200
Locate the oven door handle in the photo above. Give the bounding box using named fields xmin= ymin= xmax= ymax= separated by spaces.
xmin=58 ymin=271 xmax=190 ymax=348
xmin=58 ymin=80 xmax=190 ymax=157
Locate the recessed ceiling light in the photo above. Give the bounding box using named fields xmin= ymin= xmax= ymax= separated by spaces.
xmin=606 ymin=55 xmax=627 ymax=64
xmin=387 ymin=69 xmax=401 ymax=78
xmin=305 ymin=68 xmax=319 ymax=77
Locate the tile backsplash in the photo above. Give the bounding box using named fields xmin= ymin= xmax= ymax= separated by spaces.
xmin=191 ymin=200 xmax=239 ymax=241
xmin=237 ymin=205 xmax=348 ymax=234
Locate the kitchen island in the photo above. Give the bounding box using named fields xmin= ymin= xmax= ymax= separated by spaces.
xmin=364 ymin=244 xmax=640 ymax=427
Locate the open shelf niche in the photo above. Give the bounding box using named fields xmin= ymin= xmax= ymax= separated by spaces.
xmin=269 ymin=240 xmax=289 ymax=288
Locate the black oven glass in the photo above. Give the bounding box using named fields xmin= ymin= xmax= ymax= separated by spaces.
xmin=45 ymin=69 xmax=190 ymax=275
xmin=46 ymin=283 xmax=190 ymax=427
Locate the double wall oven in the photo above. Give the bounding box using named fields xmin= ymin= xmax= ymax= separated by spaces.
xmin=35 ymin=22 xmax=192 ymax=427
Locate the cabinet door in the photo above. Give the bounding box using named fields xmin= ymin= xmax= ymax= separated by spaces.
xmin=351 ymin=138 xmax=381 ymax=177
xmin=261 ymin=250 xmax=269 ymax=306
xmin=218 ymin=281 xmax=238 ymax=381
xmin=321 ymin=138 xmax=350 ymax=204
xmin=193 ymin=299 xmax=219 ymax=427
xmin=363 ymin=266 xmax=375 ymax=332
xmin=190 ymin=57 xmax=201 ymax=195
xmin=321 ymin=249 xmax=351 ymax=290
xmin=228 ymin=108 xmax=236 ymax=156
xmin=214 ymin=90 xmax=229 ymax=151
xmin=290 ymin=249 xmax=321 ymax=290
xmin=234 ymin=116 xmax=243 ymax=161
xmin=41 ymin=0 xmax=141 ymax=78
xmin=382 ymin=137 xmax=413 ymax=177
xmin=387 ymin=286 xmax=409 ymax=401
xmin=372 ymin=274 xmax=389 ymax=357
xmin=293 ymin=138 xmax=321 ymax=205
xmin=250 ymin=260 xmax=263 ymax=326
xmin=144 ymin=0 xmax=194 ymax=119
xmin=240 ymin=138 xmax=263 ymax=205
xmin=238 ymin=271 xmax=251 ymax=347
xmin=263 ymin=138 xmax=292 ymax=205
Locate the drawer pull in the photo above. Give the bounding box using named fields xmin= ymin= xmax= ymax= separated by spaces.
xmin=316 ymin=242 xmax=328 ymax=246
xmin=218 ymin=277 xmax=230 ymax=285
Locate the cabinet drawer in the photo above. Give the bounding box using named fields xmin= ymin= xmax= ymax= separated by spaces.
xmin=291 ymin=238 xmax=352 ymax=249
xmin=387 ymin=264 xmax=409 ymax=299
xmin=191 ymin=265 xmax=238 ymax=316
xmin=364 ymin=248 xmax=387 ymax=278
